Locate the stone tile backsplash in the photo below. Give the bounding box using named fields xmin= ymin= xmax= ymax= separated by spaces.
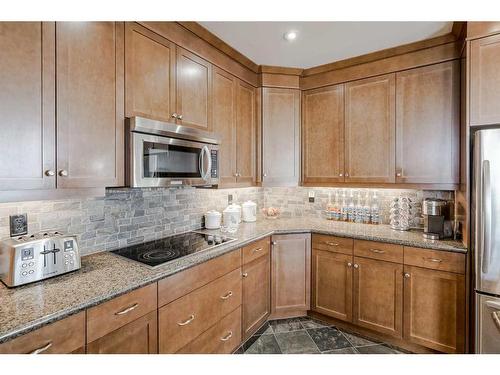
xmin=0 ymin=186 xmax=453 ymax=256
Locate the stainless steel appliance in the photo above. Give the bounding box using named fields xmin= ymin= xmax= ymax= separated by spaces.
xmin=126 ymin=117 xmax=220 ymax=188
xmin=422 ymin=198 xmax=452 ymax=239
xmin=0 ymin=231 xmax=81 ymax=287
xmin=110 ymin=231 xmax=236 ymax=268
xmin=473 ymin=128 xmax=500 ymax=353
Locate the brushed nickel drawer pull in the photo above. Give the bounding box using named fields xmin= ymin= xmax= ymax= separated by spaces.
xmin=404 ymin=273 xmax=411 ymax=278
xmin=30 ymin=342 xmax=52 ymax=354
xmin=370 ymin=249 xmax=385 ymax=254
xmin=325 ymin=241 xmax=339 ymax=246
xmin=220 ymin=291 xmax=233 ymax=300
xmin=424 ymin=257 xmax=442 ymax=263
xmin=347 ymin=262 xmax=353 ymax=268
xmin=178 ymin=314 xmax=195 ymax=326
xmin=220 ymin=331 xmax=233 ymax=341
xmin=115 ymin=303 xmax=139 ymax=315
xmin=353 ymin=264 xmax=359 ymax=269
xmin=242 ymin=272 xmax=248 ymax=278
xmin=252 ymin=247 xmax=263 ymax=253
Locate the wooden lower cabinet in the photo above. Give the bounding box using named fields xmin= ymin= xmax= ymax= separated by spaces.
xmin=353 ymin=256 xmax=403 ymax=338
xmin=87 ymin=311 xmax=157 ymax=354
xmin=177 ymin=307 xmax=242 ymax=354
xmin=271 ymin=233 xmax=311 ymax=318
xmin=311 ymin=249 xmax=353 ymax=322
xmin=242 ymin=251 xmax=271 ymax=339
xmin=403 ymin=265 xmax=465 ymax=353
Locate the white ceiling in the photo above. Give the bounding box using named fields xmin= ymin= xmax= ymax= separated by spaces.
xmin=200 ymin=22 xmax=453 ymax=69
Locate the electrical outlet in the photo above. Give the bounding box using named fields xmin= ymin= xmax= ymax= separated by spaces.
xmin=308 ymin=191 xmax=315 ymax=203
xmin=10 ymin=214 xmax=28 ymax=237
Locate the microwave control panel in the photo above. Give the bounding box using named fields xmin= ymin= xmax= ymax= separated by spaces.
xmin=211 ymin=150 xmax=218 ymax=178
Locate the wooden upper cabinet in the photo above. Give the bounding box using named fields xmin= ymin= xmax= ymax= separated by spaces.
xmin=235 ymin=80 xmax=257 ymax=186
xmin=312 ymin=249 xmax=353 ymax=322
xmin=125 ymin=22 xmax=176 ymax=122
xmin=0 ymin=22 xmax=55 ymax=191
xmin=403 ymin=265 xmax=465 ymax=353
xmin=470 ymin=33 xmax=500 ymax=126
xmin=262 ymin=88 xmax=301 ymax=186
xmin=271 ymin=233 xmax=311 ymax=318
xmin=302 ymin=85 xmax=345 ymax=184
xmin=396 ymin=61 xmax=459 ymax=185
xmin=212 ymin=67 xmax=237 ymax=185
xmin=345 ymin=74 xmax=395 ymax=183
xmin=353 ymin=256 xmax=403 ymax=338
xmin=56 ymin=22 xmax=124 ymax=188
xmin=176 ymin=47 xmax=212 ymax=130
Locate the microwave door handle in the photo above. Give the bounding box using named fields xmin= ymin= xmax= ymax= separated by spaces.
xmin=201 ymin=146 xmax=211 ymax=181
xmin=482 ymin=160 xmax=492 ymax=274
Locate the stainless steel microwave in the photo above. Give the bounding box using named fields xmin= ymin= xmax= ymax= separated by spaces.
xmin=126 ymin=117 xmax=219 ymax=188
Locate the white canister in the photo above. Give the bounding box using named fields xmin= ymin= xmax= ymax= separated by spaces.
xmin=242 ymin=201 xmax=257 ymax=222
xmin=223 ymin=204 xmax=241 ymax=228
xmin=204 ymin=210 xmax=222 ymax=229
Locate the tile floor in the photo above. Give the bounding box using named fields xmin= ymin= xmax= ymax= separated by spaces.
xmin=235 ymin=317 xmax=409 ymax=354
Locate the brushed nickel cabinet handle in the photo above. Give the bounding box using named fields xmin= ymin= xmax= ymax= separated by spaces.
xmin=252 ymin=247 xmax=263 ymax=253
xmin=177 ymin=314 xmax=195 ymax=326
xmin=58 ymin=170 xmax=68 ymax=177
xmin=30 ymin=342 xmax=52 ymax=354
xmin=404 ymin=273 xmax=411 ymax=278
xmin=178 ymin=114 xmax=183 ymax=120
xmin=370 ymin=248 xmax=385 ymax=254
xmin=172 ymin=113 xmax=178 ymax=119
xmin=220 ymin=331 xmax=233 ymax=341
xmin=45 ymin=170 xmax=55 ymax=177
xmin=220 ymin=291 xmax=233 ymax=300
xmin=347 ymin=262 xmax=353 ymax=268
xmin=272 ymin=241 xmax=277 ymax=246
xmin=115 ymin=303 xmax=139 ymax=315
xmin=325 ymin=241 xmax=339 ymax=246
xmin=242 ymin=272 xmax=248 ymax=278
xmin=353 ymin=264 xmax=359 ymax=269
xmin=339 ymin=173 xmax=343 ymax=177
xmin=423 ymin=257 xmax=442 ymax=263
xmin=345 ymin=173 xmax=349 ymax=177
xmin=396 ymin=172 xmax=402 ymax=177
xmin=263 ymin=173 xmax=267 ymax=178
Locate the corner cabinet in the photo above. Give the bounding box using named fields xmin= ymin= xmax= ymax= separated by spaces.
xmin=395 ymin=61 xmax=459 ymax=185
xmin=270 ymin=233 xmax=311 ymax=318
xmin=56 ymin=22 xmax=124 ymax=188
xmin=262 ymin=88 xmax=301 ymax=186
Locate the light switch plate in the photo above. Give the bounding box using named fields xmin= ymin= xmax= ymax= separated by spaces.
xmin=308 ymin=191 xmax=315 ymax=203
xmin=10 ymin=214 xmax=28 ymax=237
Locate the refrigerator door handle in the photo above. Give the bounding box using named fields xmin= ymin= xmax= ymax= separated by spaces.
xmin=487 ymin=299 xmax=500 ymax=332
xmin=482 ymin=160 xmax=492 ymax=274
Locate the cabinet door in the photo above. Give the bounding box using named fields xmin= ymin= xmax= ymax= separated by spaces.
xmin=212 ymin=67 xmax=237 ymax=185
xmin=312 ymin=250 xmax=353 ymax=322
xmin=236 ymin=80 xmax=257 ymax=186
xmin=345 ymin=74 xmax=395 ymax=183
xmin=125 ymin=22 xmax=176 ymax=122
xmin=0 ymin=22 xmax=55 ymax=190
xmin=262 ymin=88 xmax=301 ymax=186
xmin=271 ymin=233 xmax=311 ymax=318
xmin=56 ymin=22 xmax=124 ymax=188
xmin=396 ymin=61 xmax=459 ymax=184
xmin=353 ymin=256 xmax=403 ymax=338
xmin=87 ymin=311 xmax=158 ymax=354
xmin=242 ymin=252 xmax=270 ymax=339
xmin=176 ymin=47 xmax=212 ymax=130
xmin=470 ymin=33 xmax=500 ymax=126
xmin=403 ymin=265 xmax=465 ymax=353
xmin=302 ymin=85 xmax=345 ymax=184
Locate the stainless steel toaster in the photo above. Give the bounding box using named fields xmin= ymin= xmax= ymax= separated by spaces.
xmin=0 ymin=231 xmax=81 ymax=287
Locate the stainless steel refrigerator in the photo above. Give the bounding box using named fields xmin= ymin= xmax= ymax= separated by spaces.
xmin=473 ymin=128 xmax=500 ymax=353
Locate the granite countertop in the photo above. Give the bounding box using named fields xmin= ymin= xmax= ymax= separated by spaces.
xmin=0 ymin=217 xmax=466 ymax=344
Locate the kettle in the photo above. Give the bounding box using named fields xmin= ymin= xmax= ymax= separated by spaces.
xmin=242 ymin=201 xmax=257 ymax=222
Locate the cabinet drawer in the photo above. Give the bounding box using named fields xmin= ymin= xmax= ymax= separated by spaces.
xmin=312 ymin=234 xmax=353 ymax=255
xmin=404 ymin=247 xmax=465 ymax=274
xmin=158 ymin=249 xmax=241 ymax=306
xmin=0 ymin=312 xmax=85 ymax=354
xmin=159 ymin=267 xmax=242 ymax=353
xmin=242 ymin=237 xmax=270 ymax=265
xmin=87 ymin=283 xmax=157 ymax=343
xmin=177 ymin=306 xmax=242 ymax=354
xmin=354 ymin=240 xmax=403 ymax=263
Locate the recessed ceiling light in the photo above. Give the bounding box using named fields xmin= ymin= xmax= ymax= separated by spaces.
xmin=283 ymin=31 xmax=298 ymax=41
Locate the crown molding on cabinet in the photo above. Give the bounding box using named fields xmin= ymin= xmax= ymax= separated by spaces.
xmin=466 ymin=21 xmax=500 ymax=40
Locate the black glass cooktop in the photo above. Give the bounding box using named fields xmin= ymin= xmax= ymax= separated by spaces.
xmin=111 ymin=231 xmax=237 ymax=268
